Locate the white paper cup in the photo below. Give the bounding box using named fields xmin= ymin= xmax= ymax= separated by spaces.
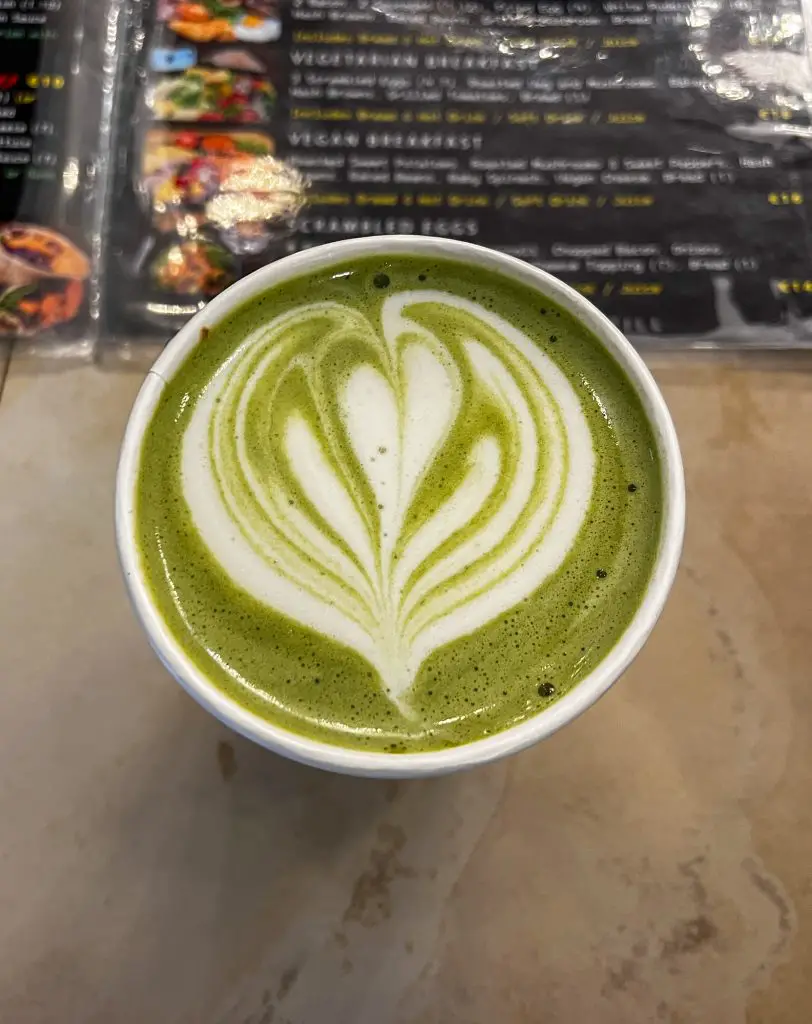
xmin=116 ymin=236 xmax=685 ymax=778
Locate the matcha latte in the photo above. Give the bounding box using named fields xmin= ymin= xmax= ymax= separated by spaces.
xmin=133 ymin=253 xmax=663 ymax=754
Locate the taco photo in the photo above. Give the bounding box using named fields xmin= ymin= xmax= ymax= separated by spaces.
xmin=0 ymin=225 xmax=89 ymax=335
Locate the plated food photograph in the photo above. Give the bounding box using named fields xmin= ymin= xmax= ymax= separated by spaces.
xmin=0 ymin=224 xmax=89 ymax=335
xmin=140 ymin=128 xmax=274 ymax=209
xmin=148 ymin=66 xmax=276 ymax=123
xmin=157 ymin=0 xmax=281 ymax=44
xmin=149 ymin=237 xmax=237 ymax=296
xmin=138 ymin=128 xmax=305 ymax=258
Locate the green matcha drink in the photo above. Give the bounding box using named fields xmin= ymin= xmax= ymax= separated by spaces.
xmin=134 ymin=253 xmax=662 ymax=753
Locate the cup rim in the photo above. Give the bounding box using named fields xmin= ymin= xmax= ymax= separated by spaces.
xmin=116 ymin=236 xmax=685 ymax=778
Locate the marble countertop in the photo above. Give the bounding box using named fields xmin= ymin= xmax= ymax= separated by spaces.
xmin=1 ymin=348 xmax=810 ymax=1024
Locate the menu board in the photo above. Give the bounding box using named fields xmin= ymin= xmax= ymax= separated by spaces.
xmin=0 ymin=0 xmax=96 ymax=343
xmin=34 ymin=0 xmax=812 ymax=346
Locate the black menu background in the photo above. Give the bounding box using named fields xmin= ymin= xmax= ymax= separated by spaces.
xmin=93 ymin=0 xmax=812 ymax=346
xmin=0 ymin=0 xmax=99 ymax=343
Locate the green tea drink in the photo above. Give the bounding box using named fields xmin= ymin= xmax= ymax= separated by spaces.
xmin=135 ymin=254 xmax=662 ymax=753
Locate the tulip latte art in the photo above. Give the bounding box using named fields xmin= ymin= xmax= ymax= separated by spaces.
xmin=136 ymin=255 xmax=662 ymax=752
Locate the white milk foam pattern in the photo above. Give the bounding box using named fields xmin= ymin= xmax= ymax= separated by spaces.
xmin=182 ymin=291 xmax=595 ymax=711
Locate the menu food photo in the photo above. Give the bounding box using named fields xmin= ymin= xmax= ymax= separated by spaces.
xmin=4 ymin=0 xmax=812 ymax=351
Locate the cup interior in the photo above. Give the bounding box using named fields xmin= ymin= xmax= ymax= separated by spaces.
xmin=116 ymin=236 xmax=685 ymax=778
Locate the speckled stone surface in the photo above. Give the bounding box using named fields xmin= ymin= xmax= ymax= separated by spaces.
xmin=0 ymin=354 xmax=810 ymax=1024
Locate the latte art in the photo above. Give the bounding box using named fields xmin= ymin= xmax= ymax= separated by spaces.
xmin=135 ymin=254 xmax=663 ymax=753
xmin=182 ymin=291 xmax=595 ymax=709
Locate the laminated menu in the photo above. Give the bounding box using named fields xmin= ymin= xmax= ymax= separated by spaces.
xmin=16 ymin=0 xmax=812 ymax=348
xmin=0 ymin=0 xmax=102 ymax=347
xmin=102 ymin=0 xmax=305 ymax=338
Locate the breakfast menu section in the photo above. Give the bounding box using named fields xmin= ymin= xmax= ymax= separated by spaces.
xmin=99 ymin=0 xmax=812 ymax=344
xmin=279 ymin=0 xmax=812 ymax=342
xmin=0 ymin=0 xmax=93 ymax=340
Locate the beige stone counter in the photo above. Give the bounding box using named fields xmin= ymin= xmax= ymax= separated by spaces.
xmin=1 ymin=354 xmax=810 ymax=1024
